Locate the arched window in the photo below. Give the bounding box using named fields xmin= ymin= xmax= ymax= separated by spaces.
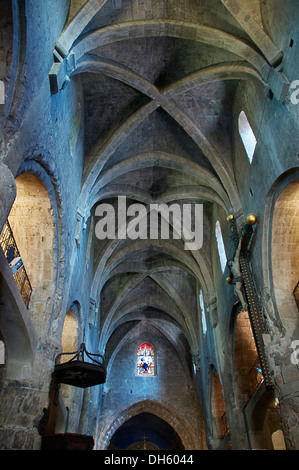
xmin=199 ymin=290 xmax=207 ymax=335
xmin=238 ymin=111 xmax=257 ymax=163
xmin=215 ymin=221 xmax=227 ymax=273
xmin=137 ymin=343 xmax=155 ymax=376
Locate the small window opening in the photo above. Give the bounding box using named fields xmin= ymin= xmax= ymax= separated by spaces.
xmin=215 ymin=221 xmax=227 ymax=273
xmin=238 ymin=111 xmax=257 ymax=163
xmin=199 ymin=290 xmax=207 ymax=335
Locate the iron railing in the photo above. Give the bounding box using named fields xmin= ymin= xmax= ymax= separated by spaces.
xmin=0 ymin=220 xmax=32 ymax=308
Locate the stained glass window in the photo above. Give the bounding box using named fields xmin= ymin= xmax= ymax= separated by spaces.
xmin=137 ymin=343 xmax=154 ymax=376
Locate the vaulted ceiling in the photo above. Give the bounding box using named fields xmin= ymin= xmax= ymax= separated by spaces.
xmin=52 ymin=0 xmax=276 ymax=369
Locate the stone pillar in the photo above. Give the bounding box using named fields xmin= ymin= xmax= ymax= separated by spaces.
xmin=275 ymin=375 xmax=299 ymax=449
xmin=265 ymin=324 xmax=299 ymax=449
xmin=0 ymin=162 xmax=16 ymax=231
xmin=0 ymin=381 xmax=44 ymax=449
xmin=225 ymin=399 xmax=250 ymax=450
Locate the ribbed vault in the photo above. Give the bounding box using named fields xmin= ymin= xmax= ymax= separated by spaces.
xmin=52 ymin=0 xmax=276 ymax=428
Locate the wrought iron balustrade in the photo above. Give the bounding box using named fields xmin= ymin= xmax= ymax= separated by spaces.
xmin=0 ymin=220 xmax=32 ymax=308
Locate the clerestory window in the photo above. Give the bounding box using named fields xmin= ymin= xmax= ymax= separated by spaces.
xmin=199 ymin=290 xmax=207 ymax=335
xmin=215 ymin=221 xmax=227 ymax=273
xmin=238 ymin=111 xmax=257 ymax=163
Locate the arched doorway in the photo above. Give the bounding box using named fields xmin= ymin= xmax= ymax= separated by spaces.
xmin=107 ymin=412 xmax=184 ymax=450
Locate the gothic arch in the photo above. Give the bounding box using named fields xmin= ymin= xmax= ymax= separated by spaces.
xmin=262 ymin=167 xmax=299 ymax=332
xmin=97 ymin=399 xmax=200 ymax=450
xmin=72 ymin=21 xmax=268 ymax=74
xmin=6 ymin=171 xmax=57 ymax=339
xmin=14 ymin=159 xmax=67 ymax=329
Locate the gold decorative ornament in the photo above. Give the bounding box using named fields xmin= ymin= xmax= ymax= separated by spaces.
xmin=246 ymin=213 xmax=257 ymax=225
xmin=226 ymin=276 xmax=233 ymax=284
xmin=227 ymin=214 xmax=234 ymax=222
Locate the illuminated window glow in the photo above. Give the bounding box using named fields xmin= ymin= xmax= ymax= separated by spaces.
xmin=137 ymin=343 xmax=154 ymax=376
xmin=215 ymin=221 xmax=227 ymax=273
xmin=238 ymin=111 xmax=257 ymax=163
xmin=199 ymin=290 xmax=207 ymax=335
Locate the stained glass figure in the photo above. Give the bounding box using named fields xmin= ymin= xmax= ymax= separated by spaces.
xmin=137 ymin=343 xmax=154 ymax=376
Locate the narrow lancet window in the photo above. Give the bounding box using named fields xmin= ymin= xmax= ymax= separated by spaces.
xmin=215 ymin=221 xmax=227 ymax=273
xmin=199 ymin=290 xmax=207 ymax=335
xmin=238 ymin=111 xmax=257 ymax=163
xmin=137 ymin=343 xmax=154 ymax=376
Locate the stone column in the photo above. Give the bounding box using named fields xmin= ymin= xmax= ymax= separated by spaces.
xmin=275 ymin=372 xmax=299 ymax=449
xmin=0 ymin=161 xmax=16 ymax=231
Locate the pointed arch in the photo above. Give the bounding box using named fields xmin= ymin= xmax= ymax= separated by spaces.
xmin=97 ymin=399 xmax=201 ymax=450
